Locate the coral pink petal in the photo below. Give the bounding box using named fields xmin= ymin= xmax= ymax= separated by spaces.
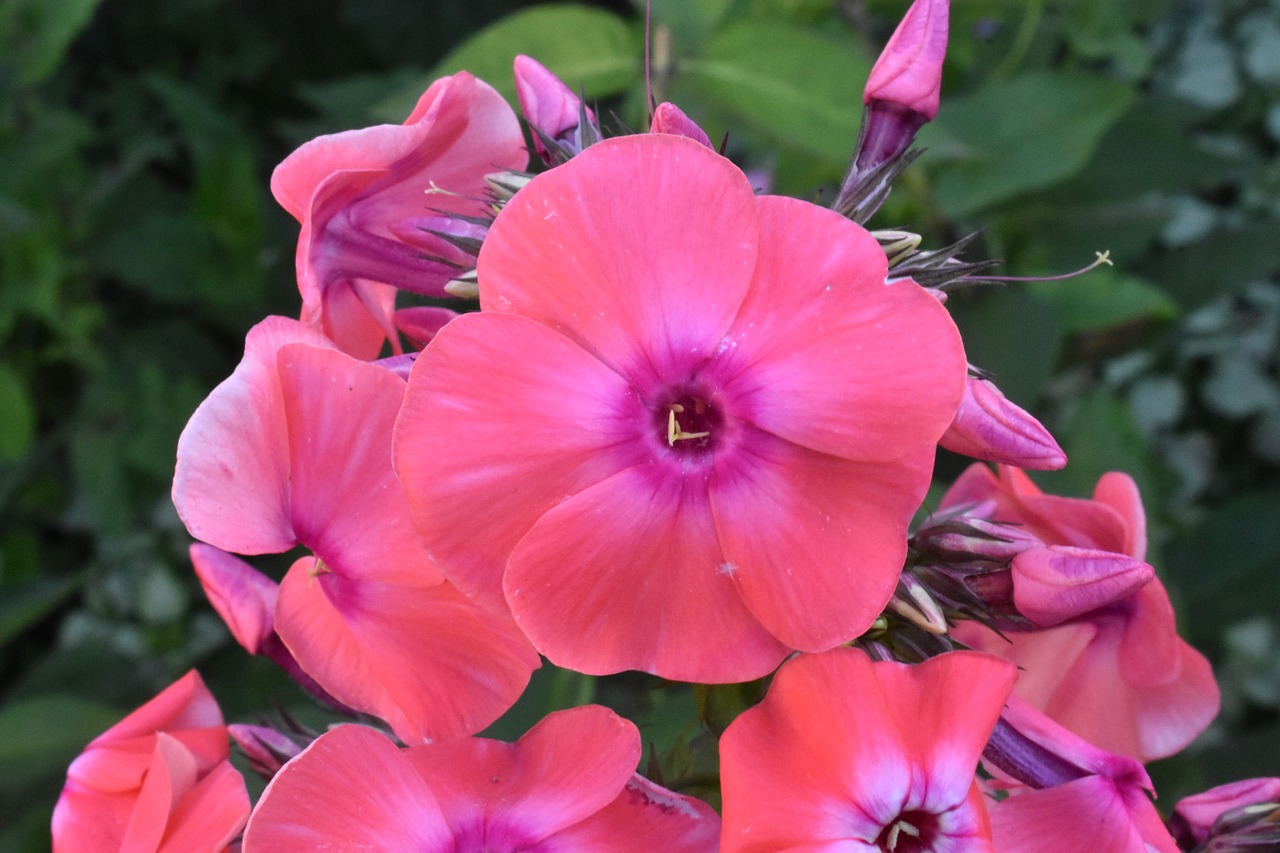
xmin=314 ymin=275 xmax=399 ymax=361
xmin=721 ymin=648 xmax=912 ymax=847
xmin=80 ymin=671 xmax=223 ymax=756
xmin=406 ymin=705 xmax=639 ymax=842
xmin=189 ymin=544 xmax=277 ymax=654
xmin=504 ymin=464 xmax=790 ymax=681
xmin=156 ymin=760 xmax=249 ymax=853
xmin=173 ymin=317 xmax=334 ymax=555
xmin=275 ymin=343 xmax=438 ymax=586
xmin=707 ymin=196 xmax=965 ymax=462
xmin=119 ymin=734 xmax=197 ymax=852
xmin=711 ymin=426 xmax=925 ymax=650
xmin=938 ymin=463 xmax=1001 ymax=510
xmin=553 ymin=775 xmax=721 ymax=851
xmin=275 ymin=556 xmax=537 ymax=744
xmin=244 ymin=724 xmax=453 ymax=851
xmin=395 ymin=312 xmax=649 ymax=613
xmin=477 ymin=134 xmax=759 ymax=388
xmin=991 ymin=776 xmax=1177 ymax=853
xmin=1093 ymin=471 xmax=1147 ymax=559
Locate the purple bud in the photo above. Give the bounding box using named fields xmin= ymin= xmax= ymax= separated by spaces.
xmin=939 ymin=377 xmax=1067 ymax=470
xmin=229 ymin=724 xmax=305 ymax=778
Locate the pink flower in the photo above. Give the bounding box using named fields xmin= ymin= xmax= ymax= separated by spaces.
xmin=947 ymin=464 xmax=1220 ymax=761
xmin=271 ymin=73 xmax=526 ymax=359
xmin=939 ymin=375 xmax=1067 ymax=470
xmin=513 ymin=55 xmax=600 ymax=164
xmin=985 ymin=697 xmax=1179 ymax=853
xmin=719 ymin=647 xmax=1016 ymax=851
xmin=1171 ymin=777 xmax=1280 ymax=848
xmin=863 ymin=0 xmax=949 ymax=121
xmin=394 ymin=134 xmax=967 ymax=681
xmin=52 ymin=671 xmax=249 ymax=853
xmin=242 ymin=706 xmax=720 ymax=851
xmin=173 ymin=316 xmax=539 ymax=743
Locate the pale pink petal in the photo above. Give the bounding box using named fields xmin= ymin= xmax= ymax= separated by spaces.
xmin=406 ymin=705 xmax=639 ymax=843
xmin=395 ymin=312 xmax=649 ymax=612
xmin=477 ymin=134 xmax=759 ymax=389
xmin=173 ymin=317 xmax=334 ymax=555
xmin=711 ymin=426 xmax=926 ymax=650
xmin=156 ymin=761 xmax=250 ymax=853
xmin=705 ymin=196 xmax=965 ymax=462
xmin=189 ymin=544 xmax=277 ymax=654
xmin=118 ymin=734 xmax=198 ymax=852
xmin=243 ymin=724 xmax=453 ymax=851
xmin=275 ymin=556 xmax=538 ymax=744
xmin=504 ymin=464 xmax=790 ymax=681
xmin=275 ymin=343 xmax=439 ymax=587
xmin=550 ymin=774 xmax=721 ymax=851
xmin=1092 ymin=471 xmax=1147 ymax=559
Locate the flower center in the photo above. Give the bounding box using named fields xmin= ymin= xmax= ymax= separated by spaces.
xmin=875 ymin=811 xmax=939 ymax=853
xmin=657 ymin=393 xmax=721 ymax=454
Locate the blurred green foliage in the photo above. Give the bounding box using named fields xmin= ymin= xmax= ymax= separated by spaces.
xmin=2 ymin=0 xmax=1279 ymax=847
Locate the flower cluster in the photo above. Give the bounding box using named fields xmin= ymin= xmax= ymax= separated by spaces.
xmin=53 ymin=1 xmax=1275 ymax=851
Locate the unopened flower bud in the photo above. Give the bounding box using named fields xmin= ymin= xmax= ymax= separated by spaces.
xmin=939 ymin=377 xmax=1067 ymax=470
xmin=513 ymin=55 xmax=601 ymax=164
xmin=229 ymin=724 xmax=306 ymax=779
xmin=650 ymin=102 xmax=713 ymax=149
xmin=1170 ymin=778 xmax=1280 ymax=850
xmin=1011 ymin=546 xmax=1153 ymax=628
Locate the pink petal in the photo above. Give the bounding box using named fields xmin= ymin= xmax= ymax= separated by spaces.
xmin=504 ymin=463 xmax=790 ymax=681
xmin=1092 ymin=471 xmax=1147 ymax=559
xmin=406 ymin=705 xmax=639 ymax=843
xmin=990 ymin=776 xmax=1177 ymax=853
xmin=156 ymin=760 xmax=250 ymax=853
xmin=551 ymin=774 xmax=721 ymax=851
xmin=189 ymin=544 xmax=277 ymax=654
xmin=243 ymin=724 xmax=453 ymax=850
xmin=118 ymin=734 xmax=198 ymax=852
xmin=173 ymin=316 xmax=334 ymax=555
xmin=710 ymin=426 xmax=926 ymax=650
xmin=395 ymin=312 xmax=649 ymax=613
xmin=477 ymin=134 xmax=759 ymax=390
xmin=275 ymin=343 xmax=438 ymax=586
xmin=705 ymin=196 xmax=965 ymax=463
xmin=275 ymin=556 xmax=538 ymax=744
xmin=396 ymin=305 xmax=459 ymax=348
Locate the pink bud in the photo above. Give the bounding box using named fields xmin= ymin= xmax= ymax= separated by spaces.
xmin=923 ymin=515 xmax=1042 ymax=562
xmin=513 ymin=55 xmax=598 ymax=163
xmin=864 ymin=0 xmax=949 ymax=120
xmin=939 ymin=377 xmax=1067 ymax=470
xmin=1171 ymin=778 xmax=1280 ymax=847
xmin=190 ymin=543 xmax=278 ymax=654
xmin=1011 ymin=545 xmax=1154 ymax=627
xmin=649 ymin=102 xmax=713 ymax=149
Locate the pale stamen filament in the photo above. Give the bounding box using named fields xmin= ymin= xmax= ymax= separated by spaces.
xmin=885 ymin=818 xmax=921 ymax=851
xmin=667 ymin=403 xmax=711 ymax=447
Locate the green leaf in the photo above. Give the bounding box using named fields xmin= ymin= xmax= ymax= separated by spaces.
xmin=682 ymin=20 xmax=869 ymax=165
xmin=0 ymin=0 xmax=104 ymax=86
xmin=1028 ymin=267 xmax=1178 ymax=334
xmin=0 ymin=574 xmax=83 ymax=648
xmin=0 ymin=695 xmax=122 ymax=789
xmin=377 ymin=5 xmax=640 ymax=119
xmin=1137 ymin=221 xmax=1280 ymax=311
xmin=643 ymin=0 xmax=734 ymax=50
xmin=922 ymin=71 xmax=1136 ymax=217
xmin=948 ymin=287 xmax=1063 ymax=405
xmin=0 ymin=364 xmax=34 ymax=461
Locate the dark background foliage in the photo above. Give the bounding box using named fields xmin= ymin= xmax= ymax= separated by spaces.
xmin=2 ymin=0 xmax=1278 ymax=847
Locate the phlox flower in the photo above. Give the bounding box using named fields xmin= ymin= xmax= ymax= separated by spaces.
xmin=947 ymin=464 xmax=1219 ymax=762
xmin=172 ymin=316 xmax=539 ymax=743
xmin=52 ymin=671 xmax=249 ymax=853
xmin=272 ymin=72 xmax=526 ymax=359
xmin=394 ymin=133 xmax=967 ymax=682
xmin=719 ymin=647 xmax=1017 ymax=852
xmin=242 ymin=705 xmax=720 ymax=852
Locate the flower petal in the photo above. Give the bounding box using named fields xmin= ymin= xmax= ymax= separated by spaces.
xmin=504 ymin=463 xmax=790 ymax=681
xmin=550 ymin=775 xmax=721 ymax=852
xmin=395 ymin=312 xmax=648 ymax=612
xmin=706 ymin=196 xmax=965 ymax=463
xmin=711 ymin=426 xmax=924 ymax=650
xmin=477 ymin=134 xmax=759 ymax=390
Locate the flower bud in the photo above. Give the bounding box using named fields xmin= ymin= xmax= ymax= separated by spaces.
xmin=229 ymin=724 xmax=306 ymax=779
xmin=513 ymin=54 xmax=601 ymax=164
xmin=1011 ymin=546 xmax=1153 ymax=628
xmin=939 ymin=377 xmax=1067 ymax=470
xmin=1171 ymin=778 xmax=1280 ymax=850
xmin=650 ymin=101 xmax=713 ymax=149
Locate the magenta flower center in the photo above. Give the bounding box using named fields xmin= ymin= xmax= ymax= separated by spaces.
xmin=875 ymin=810 xmax=939 ymax=852
xmin=656 ymin=391 xmax=722 ymax=454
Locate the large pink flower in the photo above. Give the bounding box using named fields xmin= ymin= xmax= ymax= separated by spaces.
xmin=242 ymin=705 xmax=720 ymax=851
xmin=272 ymin=72 xmax=526 ymax=359
xmin=52 ymin=671 xmax=249 ymax=853
xmin=719 ymin=647 xmax=1016 ymax=852
xmin=394 ymin=133 xmax=967 ymax=682
xmin=947 ymin=464 xmax=1220 ymax=761
xmin=173 ymin=316 xmax=539 ymax=743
